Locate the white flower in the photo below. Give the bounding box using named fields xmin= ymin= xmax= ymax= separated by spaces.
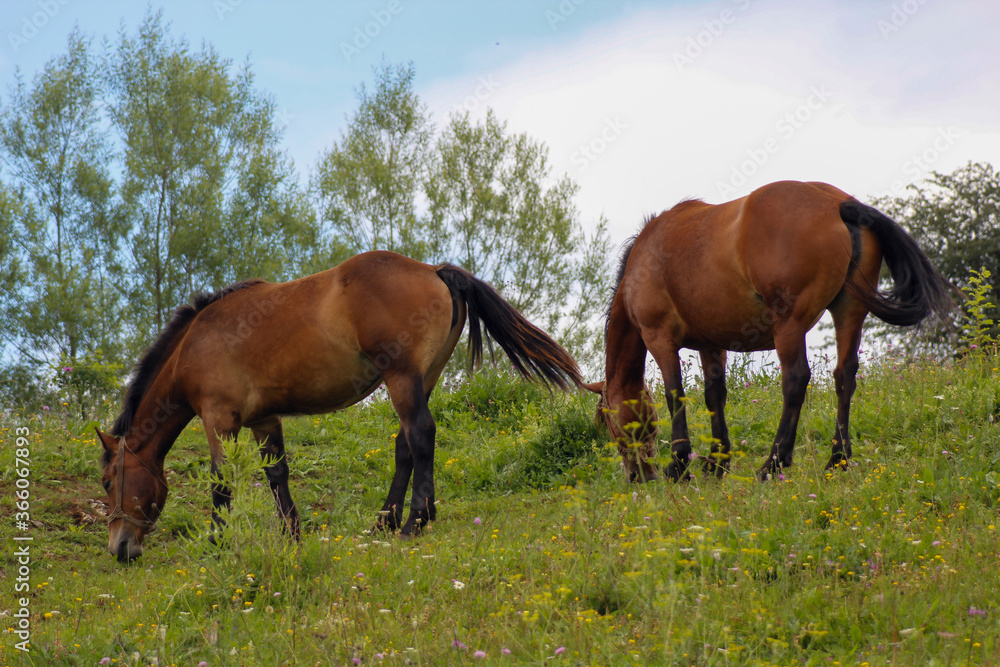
xmin=452 ymin=579 xmax=465 ymax=590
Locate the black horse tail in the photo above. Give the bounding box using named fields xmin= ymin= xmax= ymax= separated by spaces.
xmin=840 ymin=199 xmax=955 ymax=327
xmin=435 ymin=264 xmax=584 ymax=391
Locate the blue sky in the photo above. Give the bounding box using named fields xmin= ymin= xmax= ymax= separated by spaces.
xmin=4 ymin=0 xmax=999 ymax=362
xmin=4 ymin=0 xmax=1000 ymax=246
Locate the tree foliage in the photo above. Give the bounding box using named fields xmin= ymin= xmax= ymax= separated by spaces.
xmin=0 ymin=17 xmax=612 ymax=416
xmin=312 ymin=61 xmax=433 ymax=263
xmin=426 ymin=109 xmax=612 ymax=360
xmin=109 ymin=10 xmax=317 ymax=342
xmin=870 ymin=161 xmax=1000 ymax=356
xmin=0 ymin=30 xmax=123 ymax=365
xmin=314 ymin=65 xmax=612 ymax=363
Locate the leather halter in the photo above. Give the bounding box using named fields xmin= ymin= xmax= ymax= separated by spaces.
xmin=106 ymin=437 xmax=167 ymax=530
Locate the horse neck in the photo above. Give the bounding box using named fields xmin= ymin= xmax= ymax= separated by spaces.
xmin=124 ymin=373 xmax=195 ymax=467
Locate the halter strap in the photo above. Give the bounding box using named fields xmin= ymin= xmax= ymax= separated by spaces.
xmin=106 ymin=437 xmax=167 ymax=530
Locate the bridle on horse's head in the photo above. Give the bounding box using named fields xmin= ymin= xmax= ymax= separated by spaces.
xmin=106 ymin=436 xmax=167 ymax=531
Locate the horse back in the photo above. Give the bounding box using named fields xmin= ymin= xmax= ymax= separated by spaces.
xmin=173 ymin=252 xmax=458 ymax=421
xmin=621 ymin=181 xmax=861 ymax=351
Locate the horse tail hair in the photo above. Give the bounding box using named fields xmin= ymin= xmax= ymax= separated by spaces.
xmin=839 ymin=199 xmax=955 ymax=327
xmin=435 ymin=264 xmax=584 ymax=391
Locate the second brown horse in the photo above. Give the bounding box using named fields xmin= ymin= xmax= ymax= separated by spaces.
xmin=588 ymin=180 xmax=953 ymax=482
xmin=97 ymin=251 xmax=582 ymax=562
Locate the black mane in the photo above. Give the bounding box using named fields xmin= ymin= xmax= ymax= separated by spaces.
xmin=604 ymin=213 xmax=658 ymax=334
xmin=604 ymin=199 xmax=706 ymax=335
xmin=111 ymin=280 xmax=263 ymax=438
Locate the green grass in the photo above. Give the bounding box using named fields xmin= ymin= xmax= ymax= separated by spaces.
xmin=2 ymin=353 xmax=1000 ymax=666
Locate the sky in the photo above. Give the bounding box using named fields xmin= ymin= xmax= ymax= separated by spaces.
xmin=3 ymin=0 xmax=1000 ymax=360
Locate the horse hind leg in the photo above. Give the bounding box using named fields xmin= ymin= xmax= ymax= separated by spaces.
xmin=700 ymin=349 xmax=732 ymax=478
xmin=757 ymin=325 xmax=811 ymax=481
xmin=251 ymin=417 xmax=301 ymax=540
xmin=825 ymin=300 xmax=866 ymax=470
xmin=373 ymin=425 xmax=413 ymax=533
xmin=383 ymin=371 xmax=437 ymax=537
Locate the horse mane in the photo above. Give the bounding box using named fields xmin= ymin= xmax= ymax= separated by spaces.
xmin=603 ymin=198 xmax=706 ymax=335
xmin=111 ymin=279 xmax=264 ymax=438
xmin=604 ymin=213 xmax=658 ymax=334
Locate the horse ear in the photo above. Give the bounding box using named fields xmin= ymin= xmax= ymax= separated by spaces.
xmin=583 ymin=381 xmax=605 ymax=395
xmin=95 ymin=429 xmax=116 ymax=453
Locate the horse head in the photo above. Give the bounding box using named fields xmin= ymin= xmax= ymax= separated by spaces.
xmin=97 ymin=429 xmax=169 ymax=563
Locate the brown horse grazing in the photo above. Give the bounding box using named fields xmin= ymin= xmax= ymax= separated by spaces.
xmin=586 ymin=180 xmax=953 ymax=483
xmin=97 ymin=251 xmax=582 ymax=562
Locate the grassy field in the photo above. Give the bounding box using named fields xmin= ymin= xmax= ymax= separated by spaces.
xmin=2 ymin=347 xmax=1000 ymax=666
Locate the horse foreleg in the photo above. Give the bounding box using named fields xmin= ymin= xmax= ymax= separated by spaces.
xmin=251 ymin=417 xmax=300 ymax=540
xmin=646 ymin=335 xmax=692 ymax=482
xmin=758 ymin=330 xmax=811 ymax=480
xmin=700 ymin=349 xmax=732 ymax=478
xmin=384 ymin=374 xmax=436 ymax=537
xmin=604 ymin=316 xmax=660 ymax=482
xmin=203 ymin=414 xmax=241 ymax=539
xmin=373 ymin=426 xmax=413 ymax=533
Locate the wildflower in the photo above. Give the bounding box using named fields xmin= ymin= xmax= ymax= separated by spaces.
xmin=353 ymin=659 xmax=362 ymax=666
xmin=355 ymin=572 xmax=365 ymax=579
xmin=502 ymin=648 xmax=511 ymax=655
xmin=100 ymin=660 xmax=112 ymax=666
xmin=555 ymin=647 xmax=566 ymax=655
xmin=375 ymin=654 xmax=384 ymax=660
xmin=453 ymin=640 xmax=469 ymax=649
xmin=969 ymin=606 xmax=987 ymax=617
xmin=474 ymin=650 xmax=487 ymax=658
xmin=199 ymin=663 xmax=208 ymax=667
xmin=808 ymin=493 xmax=817 ymax=499
xmin=452 ymin=579 xmax=465 ymax=590
xmin=473 ymin=517 xmax=482 ymax=525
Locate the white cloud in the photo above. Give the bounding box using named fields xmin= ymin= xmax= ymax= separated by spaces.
xmin=424 ymin=0 xmax=1000 ymax=242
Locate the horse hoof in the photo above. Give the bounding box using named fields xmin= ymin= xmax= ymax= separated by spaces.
xmin=664 ymin=462 xmax=692 ymax=483
xmin=824 ymin=456 xmax=851 ymax=471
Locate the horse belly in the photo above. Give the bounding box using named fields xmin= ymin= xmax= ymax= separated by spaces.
xmin=679 ymin=303 xmax=776 ymax=353
xmin=251 ymin=351 xmax=383 ymax=417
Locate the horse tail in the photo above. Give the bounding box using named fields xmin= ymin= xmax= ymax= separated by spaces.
xmin=839 ymin=199 xmax=954 ymax=327
xmin=435 ymin=264 xmax=584 ymax=390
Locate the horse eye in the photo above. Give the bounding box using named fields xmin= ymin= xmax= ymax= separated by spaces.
xmin=103 ymin=480 xmax=111 ymax=492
